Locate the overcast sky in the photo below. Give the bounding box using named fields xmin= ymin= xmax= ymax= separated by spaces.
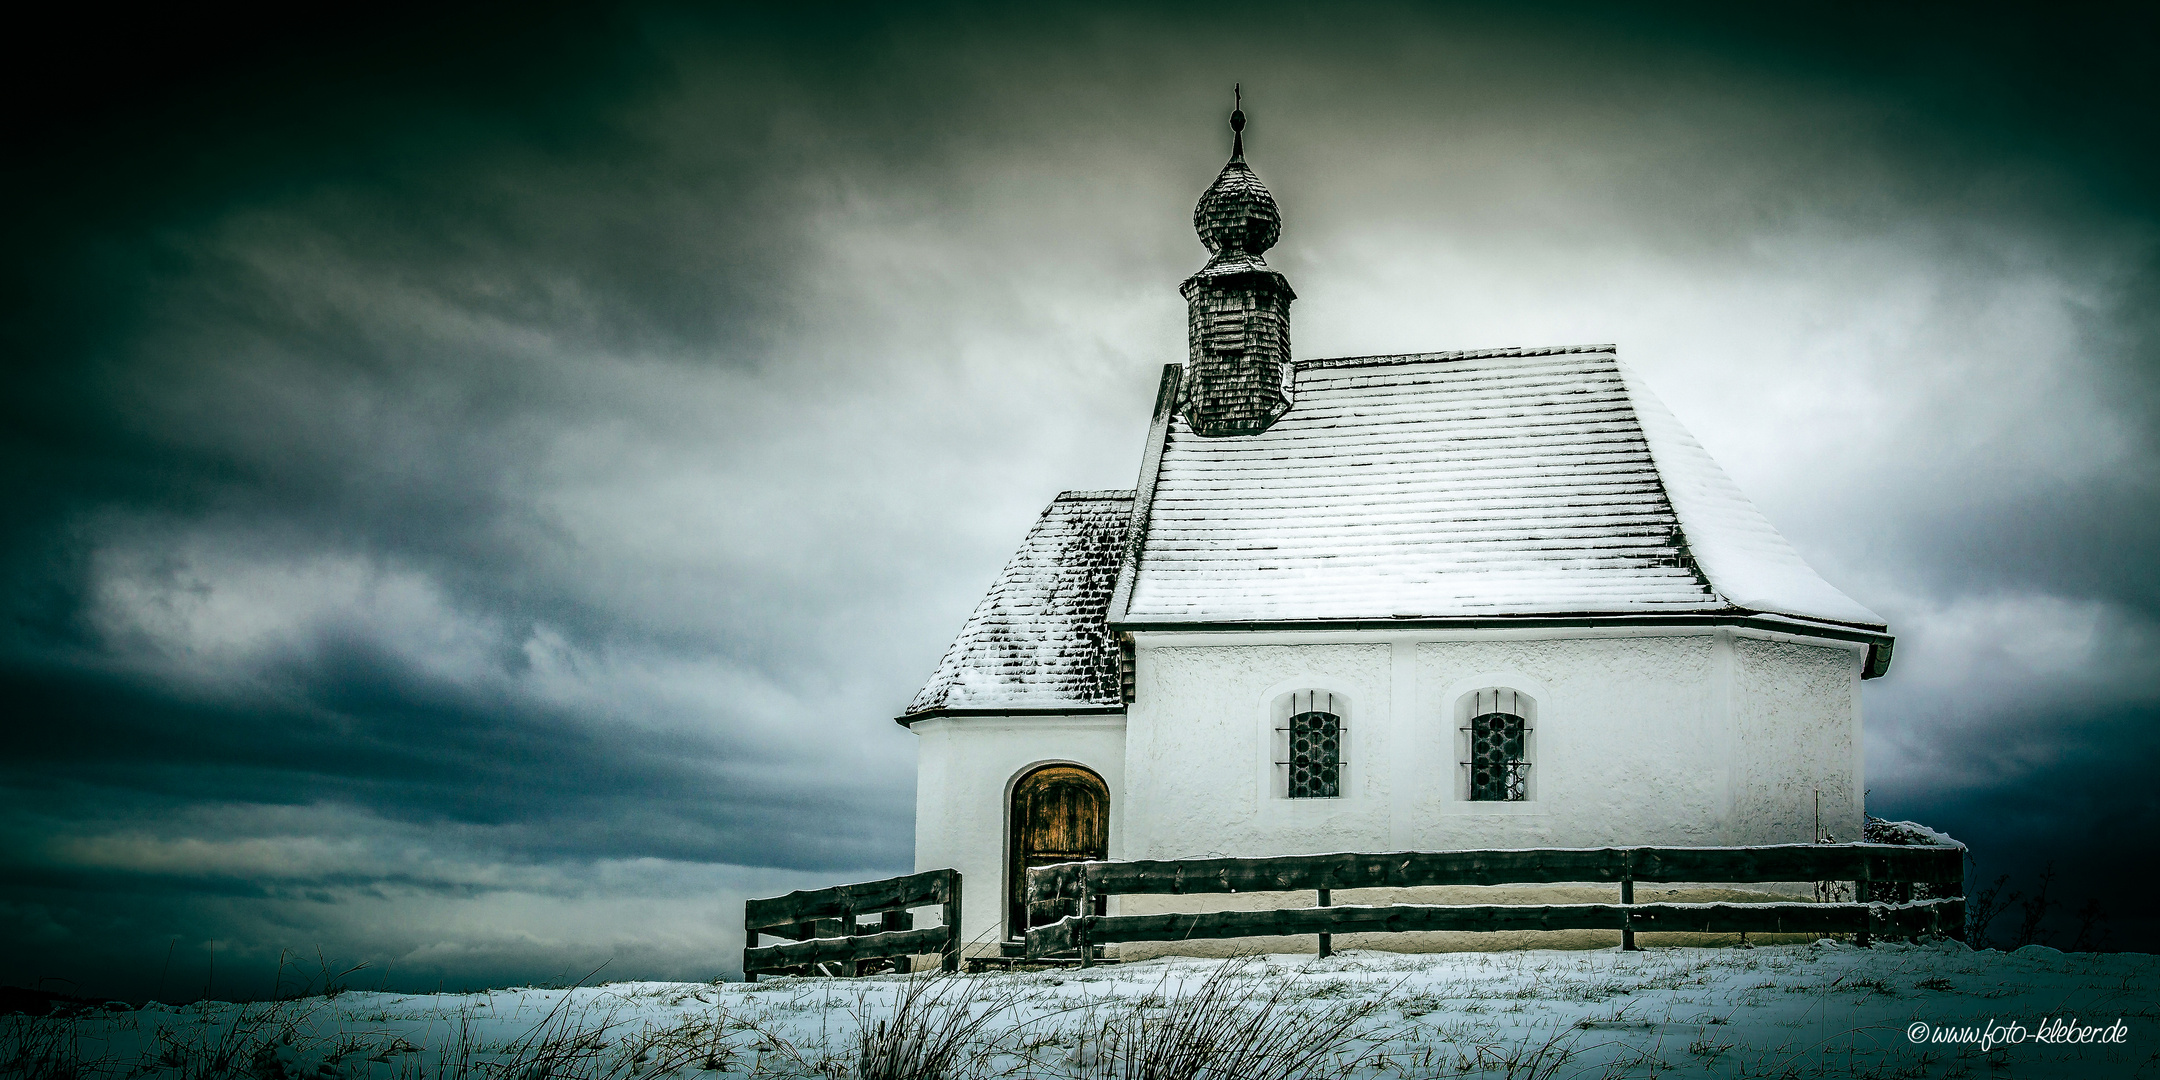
xmin=4 ymin=1 xmax=2155 ymax=1000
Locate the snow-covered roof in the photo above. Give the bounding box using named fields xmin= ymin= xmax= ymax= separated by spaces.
xmin=1115 ymin=346 xmax=1886 ymax=632
xmin=902 ymin=490 xmax=1133 ymax=720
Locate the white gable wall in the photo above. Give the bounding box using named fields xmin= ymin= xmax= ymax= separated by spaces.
xmin=911 ymin=713 xmax=1126 ymax=954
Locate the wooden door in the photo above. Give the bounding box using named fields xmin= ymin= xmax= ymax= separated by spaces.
xmin=1008 ymin=764 xmax=1109 ymax=938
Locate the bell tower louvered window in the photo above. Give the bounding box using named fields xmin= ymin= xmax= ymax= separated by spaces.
xmin=1460 ymin=687 xmax=1533 ymax=802
xmin=1274 ymin=689 xmax=1344 ymax=799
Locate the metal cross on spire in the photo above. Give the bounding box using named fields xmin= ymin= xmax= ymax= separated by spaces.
xmin=1230 ymin=83 xmax=1246 ymax=161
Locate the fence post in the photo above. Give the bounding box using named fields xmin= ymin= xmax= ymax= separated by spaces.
xmin=1620 ymin=849 xmax=1638 ymax=952
xmin=838 ymin=901 xmax=864 ymax=976
xmin=882 ymin=910 xmax=911 ymax=974
xmin=837 ymin=898 xmax=854 ymax=966
xmin=1943 ymin=857 xmax=1967 ymax=942
xmin=941 ymin=870 xmax=963 ymax=972
xmin=1854 ymin=860 xmax=1872 ymax=948
xmin=1077 ymin=876 xmax=1095 ymax=968
xmin=1317 ymin=887 xmax=1333 ymax=958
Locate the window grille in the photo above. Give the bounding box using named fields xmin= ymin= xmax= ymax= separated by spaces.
xmin=1460 ymin=687 xmax=1530 ymax=802
xmin=1275 ymin=690 xmax=1342 ymax=799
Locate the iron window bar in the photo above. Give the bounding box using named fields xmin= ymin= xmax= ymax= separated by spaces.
xmin=1460 ymin=687 xmax=1530 ymax=802
xmin=1274 ymin=689 xmax=1342 ymax=799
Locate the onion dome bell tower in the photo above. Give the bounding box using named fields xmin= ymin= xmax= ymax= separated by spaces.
xmin=1180 ymin=87 xmax=1295 ymax=437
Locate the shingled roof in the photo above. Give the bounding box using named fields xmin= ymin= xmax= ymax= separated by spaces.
xmin=904 ymin=347 xmax=1892 ymax=722
xmin=902 ymin=490 xmax=1132 ymax=721
xmin=1113 ymin=346 xmax=1887 ymax=636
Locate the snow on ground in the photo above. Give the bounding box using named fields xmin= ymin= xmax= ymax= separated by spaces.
xmin=14 ymin=942 xmax=2155 ymax=1079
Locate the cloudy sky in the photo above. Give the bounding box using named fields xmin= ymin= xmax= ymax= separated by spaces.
xmin=4 ymin=1 xmax=2154 ymax=999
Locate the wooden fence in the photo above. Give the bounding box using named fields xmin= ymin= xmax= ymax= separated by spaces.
xmin=1024 ymin=844 xmax=1963 ymax=963
xmin=743 ymin=868 xmax=961 ymax=980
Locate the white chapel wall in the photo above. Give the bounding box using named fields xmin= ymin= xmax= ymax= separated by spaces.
xmin=904 ymin=626 xmax=1863 ymax=956
xmin=1729 ymin=636 xmax=1865 ymax=845
xmin=910 ymin=713 xmax=1125 ymax=955
xmin=1120 ymin=628 xmax=1866 ymax=859
xmin=1103 ymin=627 xmax=1866 ymax=956
xmin=1408 ymin=636 xmax=1723 ymax=848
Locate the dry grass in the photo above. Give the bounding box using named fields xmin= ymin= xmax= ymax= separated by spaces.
xmin=458 ymin=991 xmax=794 ymax=1080
xmin=2 ymin=1014 xmax=88 ymax=1080
xmin=1062 ymin=959 xmax=1386 ymax=1080
xmin=848 ymin=974 xmax=1029 ymax=1080
xmin=146 ymin=999 xmax=334 ymax=1080
xmin=4 ymin=966 xmax=1396 ymax=1080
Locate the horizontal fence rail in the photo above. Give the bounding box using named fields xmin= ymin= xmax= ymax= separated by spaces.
xmin=1023 ymin=844 xmax=1964 ymax=962
xmin=1027 ymin=845 xmax=1963 ymax=902
xmin=1026 ymin=899 xmax=1964 ymax=957
xmin=744 ymin=868 xmax=960 ymax=979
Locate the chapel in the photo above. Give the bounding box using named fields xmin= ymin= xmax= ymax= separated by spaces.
xmin=898 ymin=103 xmax=1893 ymax=954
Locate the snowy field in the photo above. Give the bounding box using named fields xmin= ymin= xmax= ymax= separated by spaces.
xmin=11 ymin=942 xmax=2154 ymax=1079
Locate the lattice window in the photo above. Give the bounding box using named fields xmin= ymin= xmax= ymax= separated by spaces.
xmin=1275 ymin=690 xmax=1343 ymax=799
xmin=1460 ymin=687 xmax=1531 ymax=802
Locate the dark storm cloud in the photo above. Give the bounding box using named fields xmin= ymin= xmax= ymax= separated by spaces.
xmin=0 ymin=643 xmax=897 ymax=865
xmin=4 ymin=1 xmax=2157 ymax=997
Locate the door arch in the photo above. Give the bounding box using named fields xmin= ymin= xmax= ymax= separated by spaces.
xmin=1007 ymin=763 xmax=1109 ymax=939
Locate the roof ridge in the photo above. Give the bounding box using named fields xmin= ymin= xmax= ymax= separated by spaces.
xmin=1056 ymin=489 xmax=1138 ymax=501
xmin=1297 ymin=344 xmax=1618 ymax=372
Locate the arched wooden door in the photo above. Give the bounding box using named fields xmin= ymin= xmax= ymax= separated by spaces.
xmin=1008 ymin=764 xmax=1109 ymax=939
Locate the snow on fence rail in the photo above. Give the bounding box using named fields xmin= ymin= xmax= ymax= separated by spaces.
xmin=1023 ymin=844 xmax=1964 ymax=963
xmin=742 ymin=868 xmax=961 ymax=980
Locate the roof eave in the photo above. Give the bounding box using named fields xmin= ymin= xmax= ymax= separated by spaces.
xmin=895 ymin=703 xmax=1127 ymax=728
xmin=1109 ymin=610 xmax=1896 ymax=678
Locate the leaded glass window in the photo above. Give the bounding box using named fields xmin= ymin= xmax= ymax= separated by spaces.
xmin=1468 ymin=712 xmax=1528 ymax=801
xmin=1461 ymin=687 xmax=1531 ymax=802
xmin=1276 ymin=690 xmax=1343 ymax=799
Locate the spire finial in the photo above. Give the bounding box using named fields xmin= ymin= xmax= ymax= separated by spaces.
xmin=1183 ymin=82 xmax=1294 ymax=438
xmin=1229 ymin=84 xmax=1245 ymax=161
xmin=1192 ymin=84 xmax=1280 ymax=258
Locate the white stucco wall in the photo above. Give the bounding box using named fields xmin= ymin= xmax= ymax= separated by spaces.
xmin=1120 ymin=643 xmax=1394 ymax=859
xmin=910 ymin=713 xmax=1126 ymax=954
xmin=1120 ymin=628 xmax=1864 ymax=860
xmin=906 ymin=625 xmax=1865 ymax=952
xmin=1732 ymin=636 xmax=1865 ymax=844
